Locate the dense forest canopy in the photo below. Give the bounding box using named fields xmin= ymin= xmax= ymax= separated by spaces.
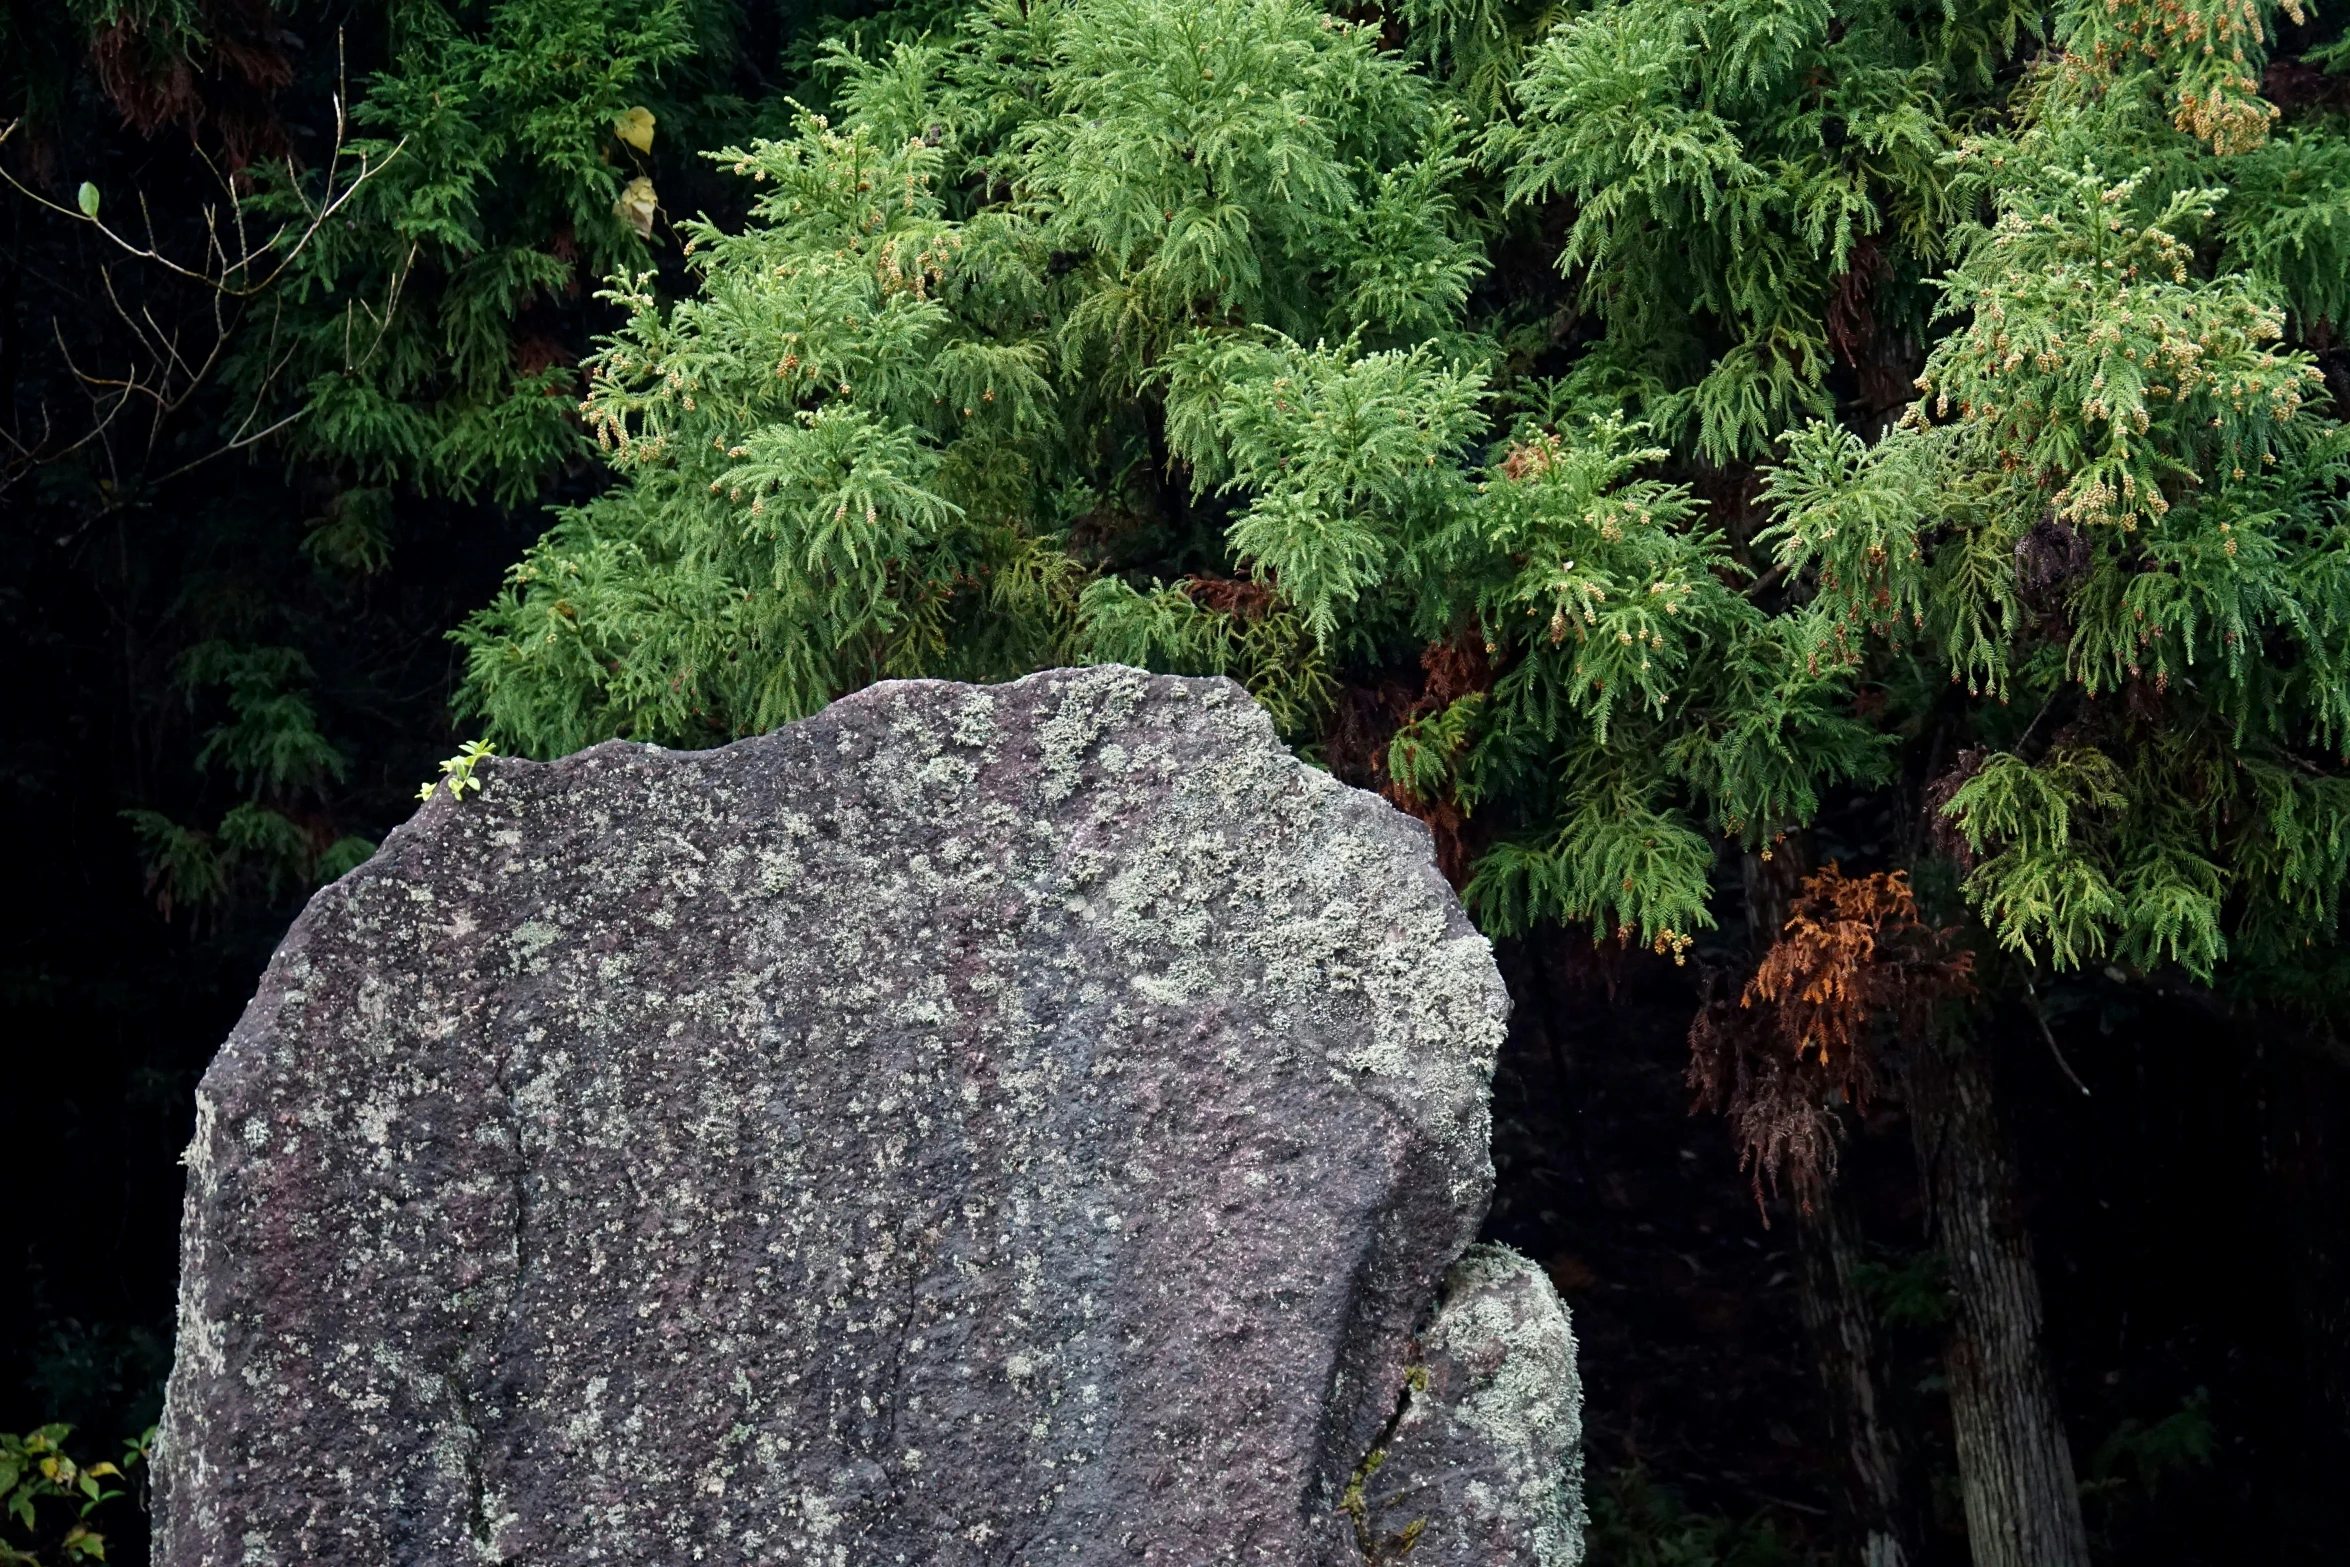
xmin=6 ymin=1 xmax=2350 ymax=1563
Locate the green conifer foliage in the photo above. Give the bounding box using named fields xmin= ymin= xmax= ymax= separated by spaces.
xmin=455 ymin=0 xmax=2350 ymax=997
xmin=454 ymin=13 xmax=1484 ymax=751
xmin=246 ymin=0 xmax=702 ymax=505
xmin=1758 ymin=33 xmax=2350 ymax=983
xmin=1489 ymin=0 xmax=1967 ymax=460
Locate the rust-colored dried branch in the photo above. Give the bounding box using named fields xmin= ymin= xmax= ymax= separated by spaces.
xmin=1377 ymin=633 xmax=1495 ymax=884
xmin=1181 ymin=573 xmax=1279 ymax=621
xmin=1690 ymin=864 xmax=1974 ymax=1212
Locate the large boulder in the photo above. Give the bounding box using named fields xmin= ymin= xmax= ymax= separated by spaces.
xmin=154 ymin=665 xmax=1580 ymax=1565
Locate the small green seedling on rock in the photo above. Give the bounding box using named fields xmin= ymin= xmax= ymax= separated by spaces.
xmin=418 ymin=740 xmax=497 ymax=803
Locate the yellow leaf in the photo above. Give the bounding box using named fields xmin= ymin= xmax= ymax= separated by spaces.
xmin=614 ymin=106 xmax=655 ymax=154
xmin=615 ymin=175 xmax=658 ymax=240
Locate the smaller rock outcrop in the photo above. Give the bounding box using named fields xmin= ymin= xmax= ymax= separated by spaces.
xmin=1352 ymin=1245 xmax=1588 ymax=1565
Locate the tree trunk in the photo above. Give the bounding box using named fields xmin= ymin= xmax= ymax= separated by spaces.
xmin=1793 ymin=1177 xmax=1919 ymax=1567
xmin=1741 ymin=834 xmax=1922 ymax=1565
xmin=1907 ymin=1032 xmax=2091 ymax=1567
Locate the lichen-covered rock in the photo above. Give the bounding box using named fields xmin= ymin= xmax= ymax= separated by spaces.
xmin=1351 ymin=1246 xmax=1587 ymax=1566
xmin=154 ymin=666 xmax=1568 ymax=1565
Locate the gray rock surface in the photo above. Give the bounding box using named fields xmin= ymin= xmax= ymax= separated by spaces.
xmin=1352 ymin=1246 xmax=1587 ymax=1566
xmin=154 ymin=665 xmax=1573 ymax=1565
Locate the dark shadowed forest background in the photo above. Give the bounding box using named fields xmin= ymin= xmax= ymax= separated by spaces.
xmin=5 ymin=1 xmax=2349 ymax=1563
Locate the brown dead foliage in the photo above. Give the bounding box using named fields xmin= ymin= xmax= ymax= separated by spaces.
xmin=1318 ymin=633 xmax=1497 ymax=886
xmin=1498 ymin=438 xmax=1555 ymax=481
xmin=1921 ymin=747 xmax=1988 ymax=869
xmin=1321 ymin=682 xmax=1415 ymax=789
xmin=1825 ymin=233 xmax=1890 ymax=369
xmin=513 ymin=336 xmax=577 ymax=379
xmin=1180 ymin=573 xmax=1279 ymax=621
xmin=1823 ymin=234 xmax=1920 ymax=415
xmin=1689 ymin=864 xmax=1973 ymax=1212
xmin=1380 ymin=634 xmax=1497 ymax=884
xmin=91 ymin=0 xmax=292 ymax=170
xmin=1066 ymin=507 xmax=1151 ymax=552
xmin=2264 ymin=59 xmax=2350 ymax=115
xmin=1418 ymin=633 xmax=1492 ymax=707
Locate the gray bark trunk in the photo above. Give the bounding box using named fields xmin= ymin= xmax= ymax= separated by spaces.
xmin=1794 ymin=1181 xmax=1918 ymax=1567
xmin=1908 ymin=1033 xmax=2091 ymax=1567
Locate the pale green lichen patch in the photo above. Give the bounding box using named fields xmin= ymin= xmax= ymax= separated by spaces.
xmin=1357 ymin=1243 xmax=1587 ymax=1566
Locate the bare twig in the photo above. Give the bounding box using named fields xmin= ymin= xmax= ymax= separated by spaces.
xmin=2024 ymin=985 xmax=2092 ymax=1097
xmin=0 ymin=65 xmax=402 ymax=493
xmin=0 ymin=117 xmax=406 ymax=298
